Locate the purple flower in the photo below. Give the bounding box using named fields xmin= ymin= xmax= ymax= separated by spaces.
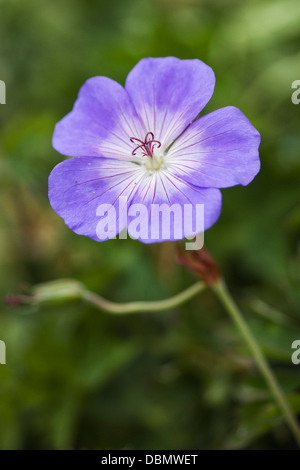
xmin=49 ymin=57 xmax=260 ymax=243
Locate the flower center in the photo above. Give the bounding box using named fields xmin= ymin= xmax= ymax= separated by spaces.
xmin=130 ymin=132 xmax=165 ymax=171
xmin=130 ymin=132 xmax=161 ymax=158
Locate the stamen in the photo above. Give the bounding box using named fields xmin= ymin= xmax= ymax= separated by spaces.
xmin=130 ymin=132 xmax=161 ymax=158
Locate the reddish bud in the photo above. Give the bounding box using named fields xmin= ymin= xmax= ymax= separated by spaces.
xmin=176 ymin=246 xmax=221 ymax=285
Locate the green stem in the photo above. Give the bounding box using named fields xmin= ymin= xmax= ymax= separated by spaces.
xmin=83 ymin=281 xmax=205 ymax=314
xmin=212 ymin=279 xmax=300 ymax=447
xmin=32 ymin=275 xmax=300 ymax=445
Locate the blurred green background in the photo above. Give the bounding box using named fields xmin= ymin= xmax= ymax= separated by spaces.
xmin=1 ymin=0 xmax=300 ymax=450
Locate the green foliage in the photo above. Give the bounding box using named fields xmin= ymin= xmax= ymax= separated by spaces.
xmin=0 ymin=0 xmax=300 ymax=450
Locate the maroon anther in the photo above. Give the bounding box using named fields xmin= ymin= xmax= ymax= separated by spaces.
xmin=130 ymin=132 xmax=161 ymax=158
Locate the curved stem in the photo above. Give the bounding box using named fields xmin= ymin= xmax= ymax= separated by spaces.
xmin=30 ymin=274 xmax=300 ymax=445
xmin=82 ymin=281 xmax=205 ymax=314
xmin=212 ymin=279 xmax=300 ymax=447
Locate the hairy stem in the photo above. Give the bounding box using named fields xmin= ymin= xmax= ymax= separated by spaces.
xmin=30 ymin=273 xmax=300 ymax=446
xmin=82 ymin=281 xmax=205 ymax=314
xmin=212 ymin=279 xmax=300 ymax=447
